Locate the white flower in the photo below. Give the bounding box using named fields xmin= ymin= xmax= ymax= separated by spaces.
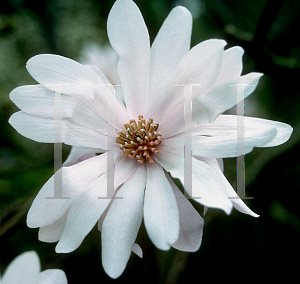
xmin=8 ymin=0 xmax=292 ymax=279
xmin=0 ymin=251 xmax=67 ymax=284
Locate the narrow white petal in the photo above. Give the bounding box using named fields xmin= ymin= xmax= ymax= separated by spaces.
xmin=149 ymin=6 xmax=192 ymax=98
xmin=26 ymin=54 xmax=100 ymax=98
xmin=107 ymin=0 xmax=150 ymax=118
xmin=2 ymin=251 xmax=40 ymax=284
xmin=214 ymin=46 xmax=244 ymax=85
xmin=195 ymin=72 xmax=263 ymax=123
xmin=38 ymin=269 xmax=68 ymax=284
xmin=166 ymin=173 xmax=204 ymax=252
xmin=144 ymin=163 xmax=180 ymax=250
xmin=102 ymin=165 xmax=147 ymax=279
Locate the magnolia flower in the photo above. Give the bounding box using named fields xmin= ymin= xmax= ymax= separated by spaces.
xmin=9 ymin=0 xmax=292 ymax=279
xmin=0 ymin=251 xmax=67 ymax=284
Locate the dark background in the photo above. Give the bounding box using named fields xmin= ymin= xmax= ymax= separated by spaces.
xmin=1 ymin=0 xmax=300 ymax=283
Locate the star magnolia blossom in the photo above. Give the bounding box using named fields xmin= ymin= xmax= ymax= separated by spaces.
xmin=0 ymin=251 xmax=67 ymax=284
xmin=9 ymin=0 xmax=292 ymax=279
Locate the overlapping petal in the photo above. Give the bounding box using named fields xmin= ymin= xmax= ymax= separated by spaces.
xmin=214 ymin=46 xmax=244 ymax=85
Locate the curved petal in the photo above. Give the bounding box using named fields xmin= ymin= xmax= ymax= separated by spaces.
xmin=107 ymin=0 xmax=150 ymax=118
xmin=102 ymin=165 xmax=146 ymax=279
xmin=214 ymin=46 xmax=244 ymax=85
xmin=9 ymin=112 xmax=108 ymax=149
xmin=195 ymin=156 xmax=258 ymax=217
xmin=38 ymin=269 xmax=68 ymax=284
xmin=9 ymin=85 xmax=74 ymax=118
xmin=38 ymin=211 xmax=68 ymax=243
xmin=170 ymin=157 xmax=233 ymax=214
xmin=144 ymin=163 xmax=179 ymax=250
xmin=26 ymin=54 xmax=101 ymax=98
xmin=166 ymin=173 xmax=204 ymax=252
xmin=195 ymin=72 xmax=263 ymax=123
xmin=149 ymin=6 xmax=192 ymax=98
xmin=2 ymin=251 xmax=40 ymax=284
xmin=131 ymin=243 xmax=143 ymax=258
xmin=27 ymin=153 xmax=108 ymax=228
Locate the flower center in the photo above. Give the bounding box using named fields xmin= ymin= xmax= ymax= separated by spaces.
xmin=115 ymin=115 xmax=162 ymax=165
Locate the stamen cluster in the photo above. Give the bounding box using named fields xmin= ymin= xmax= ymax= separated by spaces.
xmin=115 ymin=115 xmax=162 ymax=165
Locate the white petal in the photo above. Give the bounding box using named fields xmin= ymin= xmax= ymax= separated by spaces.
xmin=102 ymin=165 xmax=147 ymax=279
xmin=107 ymin=0 xmax=150 ymax=118
xmin=144 ymin=163 xmax=180 ymax=250
xmin=214 ymin=46 xmax=244 ymax=85
xmin=9 ymin=111 xmax=107 ymax=149
xmin=165 ymin=173 xmax=204 ymax=252
xmin=192 ymin=115 xmax=290 ymax=158
xmin=149 ymin=6 xmax=192 ymax=98
xmin=9 ymin=85 xmax=74 ymax=118
xmin=2 ymin=251 xmax=40 ymax=284
xmin=173 ymin=157 xmax=233 ymax=214
xmin=195 ymin=72 xmax=263 ymax=123
xmin=197 ymin=157 xmax=259 ymax=217
xmin=26 ymin=54 xmax=100 ymax=98
xmin=27 ymin=154 xmax=108 ymax=228
xmin=38 ymin=269 xmax=68 ymax=284
xmin=38 ymin=211 xmax=68 ymax=243
xmin=131 ymin=243 xmax=143 ymax=258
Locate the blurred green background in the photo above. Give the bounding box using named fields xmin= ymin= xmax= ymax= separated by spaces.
xmin=1 ymin=0 xmax=300 ymax=283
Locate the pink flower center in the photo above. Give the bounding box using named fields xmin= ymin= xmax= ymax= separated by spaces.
xmin=115 ymin=115 xmax=162 ymax=165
